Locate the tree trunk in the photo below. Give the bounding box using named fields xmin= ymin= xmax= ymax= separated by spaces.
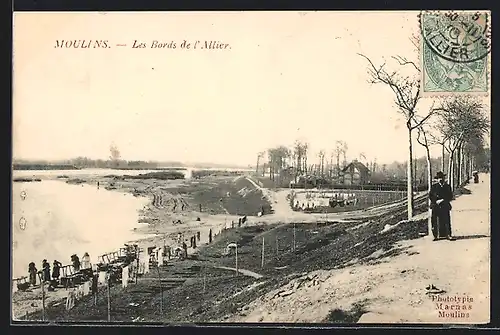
xmin=470 ymin=155 xmax=474 ymax=175
xmin=407 ymin=129 xmax=414 ymax=220
xmin=448 ymin=152 xmax=454 ymax=192
xmin=256 ymin=156 xmax=260 ymax=175
xmin=414 ymin=159 xmax=418 ymax=190
xmin=441 ymin=144 xmax=446 ymax=173
xmin=425 ymin=145 xmax=433 ymax=239
xmin=457 ymin=145 xmax=463 ymax=186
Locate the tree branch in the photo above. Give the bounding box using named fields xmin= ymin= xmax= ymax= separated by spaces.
xmin=392 ymin=55 xmax=421 ymax=73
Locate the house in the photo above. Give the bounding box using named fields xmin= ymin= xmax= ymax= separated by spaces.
xmin=341 ymin=160 xmax=371 ymax=185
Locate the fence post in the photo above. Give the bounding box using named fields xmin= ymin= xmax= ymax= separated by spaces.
xmin=261 ymin=237 xmax=265 ymax=268
xmin=135 ymin=247 xmax=140 ymax=284
xmin=107 ymin=274 xmax=111 ymax=322
xmin=276 ymin=235 xmax=279 ymax=256
xmin=293 ymin=224 xmax=296 ymax=252
xmin=235 ymin=244 xmax=239 ymax=276
xmin=41 ymin=277 xmax=46 ymax=321
xmin=157 ymin=262 xmax=163 ymax=315
xmin=203 ymin=270 xmax=206 ymax=293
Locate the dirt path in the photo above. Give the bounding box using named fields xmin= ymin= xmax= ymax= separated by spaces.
xmin=214 ymin=266 xmax=264 ymax=279
xmin=228 ymin=174 xmax=490 ymax=324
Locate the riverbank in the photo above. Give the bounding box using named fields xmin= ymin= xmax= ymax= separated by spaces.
xmin=15 ymin=173 xmax=488 ymax=324
xmin=12 ymin=173 xmax=272 ymax=319
xmin=19 ymin=201 xmax=429 ymax=322
xmin=14 ymin=173 xmax=435 ymax=323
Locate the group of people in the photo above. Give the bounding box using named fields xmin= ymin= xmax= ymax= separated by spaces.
xmin=27 ymin=252 xmax=92 ymax=287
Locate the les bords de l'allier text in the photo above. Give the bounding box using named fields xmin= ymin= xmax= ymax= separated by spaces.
xmin=53 ymin=39 xmax=231 ymax=50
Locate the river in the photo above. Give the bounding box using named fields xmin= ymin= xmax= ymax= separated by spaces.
xmin=11 ymin=167 xmax=252 ymax=279
xmin=11 ymin=178 xmax=149 ymax=279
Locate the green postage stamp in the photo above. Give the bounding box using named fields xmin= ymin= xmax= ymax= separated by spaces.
xmin=420 ymin=11 xmax=491 ymax=96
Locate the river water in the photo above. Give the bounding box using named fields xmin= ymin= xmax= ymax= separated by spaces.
xmin=11 ymin=174 xmax=151 ymax=279
xmin=11 ymin=167 xmax=252 ymax=279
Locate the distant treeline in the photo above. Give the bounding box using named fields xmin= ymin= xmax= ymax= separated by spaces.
xmin=13 ymin=164 xmax=79 ymax=171
xmin=111 ymin=167 xmax=187 ymax=171
xmin=13 ymin=157 xmax=249 ymax=170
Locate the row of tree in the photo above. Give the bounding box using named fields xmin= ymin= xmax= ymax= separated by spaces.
xmin=358 ymin=37 xmax=490 ymax=221
xmin=256 ymin=36 xmax=490 ymax=226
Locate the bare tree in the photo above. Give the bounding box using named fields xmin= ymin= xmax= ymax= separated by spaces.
xmin=414 ymin=111 xmax=437 ymax=237
xmin=293 ymin=140 xmax=309 ymax=182
xmin=303 ymin=143 xmax=309 ymax=175
xmin=358 ymin=53 xmax=435 ymax=220
xmin=256 ymin=151 xmax=265 ymax=175
xmin=341 ymin=141 xmax=348 ymax=167
xmin=329 ymin=151 xmax=335 ymax=178
xmin=436 ymin=96 xmax=489 ymax=191
xmin=109 ymin=143 xmax=121 ymax=167
xmin=267 ymin=146 xmax=291 ymax=185
xmin=334 ymin=141 xmax=343 ymax=178
xmin=318 ymin=150 xmax=326 ymax=177
xmin=359 ymin=152 xmax=367 ymax=164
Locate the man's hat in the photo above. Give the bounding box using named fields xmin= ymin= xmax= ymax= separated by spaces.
xmin=434 ymin=171 xmax=446 ymax=179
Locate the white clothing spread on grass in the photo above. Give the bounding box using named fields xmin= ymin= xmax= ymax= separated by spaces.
xmin=122 ymin=266 xmax=129 ymax=288
xmin=82 ymin=281 xmax=91 ymax=296
xmin=157 ymin=248 xmax=164 ymax=267
xmin=98 ymin=271 xmax=107 ymax=285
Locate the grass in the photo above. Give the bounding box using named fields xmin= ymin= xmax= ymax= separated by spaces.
xmin=323 ymin=301 xmax=368 ymax=323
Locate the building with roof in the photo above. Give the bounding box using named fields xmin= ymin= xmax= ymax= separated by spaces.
xmin=341 ymin=159 xmax=371 ymax=185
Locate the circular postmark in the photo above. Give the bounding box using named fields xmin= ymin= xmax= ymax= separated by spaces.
xmin=420 ymin=11 xmax=491 ymax=63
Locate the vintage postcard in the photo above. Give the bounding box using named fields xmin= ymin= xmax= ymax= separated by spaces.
xmin=11 ymin=11 xmax=491 ymax=325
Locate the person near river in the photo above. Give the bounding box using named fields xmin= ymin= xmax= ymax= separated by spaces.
xmin=429 ymin=171 xmax=456 ymax=241
xmin=81 ymin=252 xmax=91 ymax=270
xmin=209 ymin=228 xmax=213 ymax=243
xmin=182 ymin=241 xmax=188 ymax=259
xmin=71 ymin=254 xmax=81 ymax=272
xmin=52 ymin=260 xmax=62 ymax=281
xmin=28 ymin=262 xmax=38 ymax=286
xmin=41 ymin=259 xmax=51 ymax=282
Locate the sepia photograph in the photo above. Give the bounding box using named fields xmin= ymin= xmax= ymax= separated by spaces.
xmin=11 ymin=11 xmax=491 ymax=325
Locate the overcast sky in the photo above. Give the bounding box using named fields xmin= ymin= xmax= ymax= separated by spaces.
xmin=12 ymin=11 xmax=490 ymax=166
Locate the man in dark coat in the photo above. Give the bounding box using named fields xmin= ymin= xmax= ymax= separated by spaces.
xmin=429 ymin=171 xmax=456 ymax=241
